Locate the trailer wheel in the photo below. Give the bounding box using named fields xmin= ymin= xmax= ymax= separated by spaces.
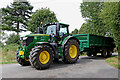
xmin=107 ymin=49 xmax=112 ymax=57
xmin=102 ymin=49 xmax=108 ymax=58
xmin=16 ymin=50 xmax=30 ymax=66
xmin=63 ymin=39 xmax=80 ymax=63
xmin=93 ymin=53 xmax=97 ymax=56
xmin=86 ymin=52 xmax=92 ymax=56
xmin=29 ymin=45 xmax=53 ymax=70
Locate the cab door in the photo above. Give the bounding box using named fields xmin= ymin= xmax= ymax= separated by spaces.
xmin=58 ymin=24 xmax=69 ymax=41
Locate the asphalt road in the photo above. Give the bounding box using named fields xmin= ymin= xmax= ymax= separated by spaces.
xmin=1 ymin=53 xmax=119 ymax=78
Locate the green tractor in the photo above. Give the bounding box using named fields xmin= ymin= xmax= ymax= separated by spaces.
xmin=16 ymin=22 xmax=80 ymax=69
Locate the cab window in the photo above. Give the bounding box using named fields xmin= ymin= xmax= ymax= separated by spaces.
xmin=59 ymin=25 xmax=68 ymax=37
xmin=46 ymin=25 xmax=56 ymax=35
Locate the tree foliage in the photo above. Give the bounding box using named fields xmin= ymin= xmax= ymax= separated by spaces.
xmin=6 ymin=33 xmax=20 ymax=45
xmin=71 ymin=29 xmax=78 ymax=35
xmin=99 ymin=2 xmax=120 ymax=53
xmin=0 ymin=41 xmax=4 ymax=47
xmin=80 ymin=2 xmax=106 ymax=35
xmin=78 ymin=23 xmax=88 ymax=34
xmin=1 ymin=1 xmax=33 ymax=35
xmin=27 ymin=7 xmax=58 ymax=33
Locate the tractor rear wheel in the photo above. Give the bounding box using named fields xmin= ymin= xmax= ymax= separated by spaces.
xmin=16 ymin=50 xmax=30 ymax=66
xmin=29 ymin=45 xmax=53 ymax=70
xmin=63 ymin=39 xmax=80 ymax=63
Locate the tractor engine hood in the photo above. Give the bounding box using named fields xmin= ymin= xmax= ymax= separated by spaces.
xmin=20 ymin=34 xmax=50 ymax=47
xmin=21 ymin=34 xmax=50 ymax=37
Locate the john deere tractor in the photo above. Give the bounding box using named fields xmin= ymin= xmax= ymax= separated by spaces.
xmin=16 ymin=22 xmax=80 ymax=69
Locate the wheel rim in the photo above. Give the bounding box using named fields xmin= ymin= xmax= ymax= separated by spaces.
xmin=25 ymin=59 xmax=29 ymax=61
xmin=39 ymin=51 xmax=50 ymax=64
xmin=69 ymin=45 xmax=77 ymax=58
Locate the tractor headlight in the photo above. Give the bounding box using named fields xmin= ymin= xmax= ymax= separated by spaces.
xmin=23 ymin=37 xmax=28 ymax=40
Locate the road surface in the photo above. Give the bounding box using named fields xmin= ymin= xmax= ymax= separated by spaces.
xmin=1 ymin=53 xmax=119 ymax=78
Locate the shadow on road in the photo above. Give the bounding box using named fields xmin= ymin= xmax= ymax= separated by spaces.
xmin=81 ymin=55 xmax=106 ymax=60
xmin=81 ymin=53 xmax=118 ymax=60
xmin=47 ymin=53 xmax=118 ymax=70
xmin=18 ymin=53 xmax=118 ymax=70
xmin=47 ymin=57 xmax=93 ymax=70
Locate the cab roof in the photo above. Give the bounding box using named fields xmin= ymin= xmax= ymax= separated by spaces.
xmin=43 ymin=22 xmax=69 ymax=26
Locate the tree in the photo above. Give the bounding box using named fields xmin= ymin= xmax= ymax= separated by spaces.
xmin=100 ymin=2 xmax=120 ymax=53
xmin=0 ymin=41 xmax=4 ymax=47
xmin=1 ymin=1 xmax=33 ymax=35
xmin=80 ymin=2 xmax=106 ymax=36
xmin=0 ymin=9 xmax=8 ymax=43
xmin=6 ymin=33 xmax=20 ymax=45
xmin=27 ymin=7 xmax=58 ymax=33
xmin=71 ymin=29 xmax=78 ymax=35
xmin=78 ymin=23 xmax=88 ymax=34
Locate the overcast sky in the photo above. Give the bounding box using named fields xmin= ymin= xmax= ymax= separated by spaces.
xmin=0 ymin=0 xmax=85 ymax=36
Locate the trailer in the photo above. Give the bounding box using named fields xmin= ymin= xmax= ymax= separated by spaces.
xmin=73 ymin=34 xmax=115 ymax=57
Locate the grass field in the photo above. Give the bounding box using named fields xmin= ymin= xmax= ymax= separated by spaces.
xmin=105 ymin=56 xmax=119 ymax=69
xmin=0 ymin=44 xmax=18 ymax=64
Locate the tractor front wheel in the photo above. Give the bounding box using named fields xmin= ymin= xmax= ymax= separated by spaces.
xmin=63 ymin=39 xmax=80 ymax=63
xmin=29 ymin=45 xmax=53 ymax=70
xmin=16 ymin=50 xmax=30 ymax=66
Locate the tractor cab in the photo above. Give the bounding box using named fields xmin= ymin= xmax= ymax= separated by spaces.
xmin=43 ymin=22 xmax=69 ymax=42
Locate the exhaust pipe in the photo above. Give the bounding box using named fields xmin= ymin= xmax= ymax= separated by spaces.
xmin=37 ymin=27 xmax=40 ymax=34
xmin=37 ymin=22 xmax=43 ymax=34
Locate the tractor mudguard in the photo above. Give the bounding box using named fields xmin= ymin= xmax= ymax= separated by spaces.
xmin=35 ymin=42 xmax=59 ymax=59
xmin=62 ymin=36 xmax=80 ymax=52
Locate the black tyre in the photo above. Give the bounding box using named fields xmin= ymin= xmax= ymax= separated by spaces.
xmin=107 ymin=49 xmax=112 ymax=57
xmin=53 ymin=58 xmax=59 ymax=63
xmin=102 ymin=49 xmax=108 ymax=58
xmin=93 ymin=53 xmax=97 ymax=56
xmin=16 ymin=50 xmax=30 ymax=66
xmin=63 ymin=39 xmax=80 ymax=63
xmin=86 ymin=52 xmax=92 ymax=56
xmin=29 ymin=45 xmax=53 ymax=70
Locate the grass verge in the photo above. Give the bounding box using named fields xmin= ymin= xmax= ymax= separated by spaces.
xmin=105 ymin=56 xmax=120 ymax=69
xmin=0 ymin=44 xmax=18 ymax=64
xmin=0 ymin=61 xmax=17 ymax=64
